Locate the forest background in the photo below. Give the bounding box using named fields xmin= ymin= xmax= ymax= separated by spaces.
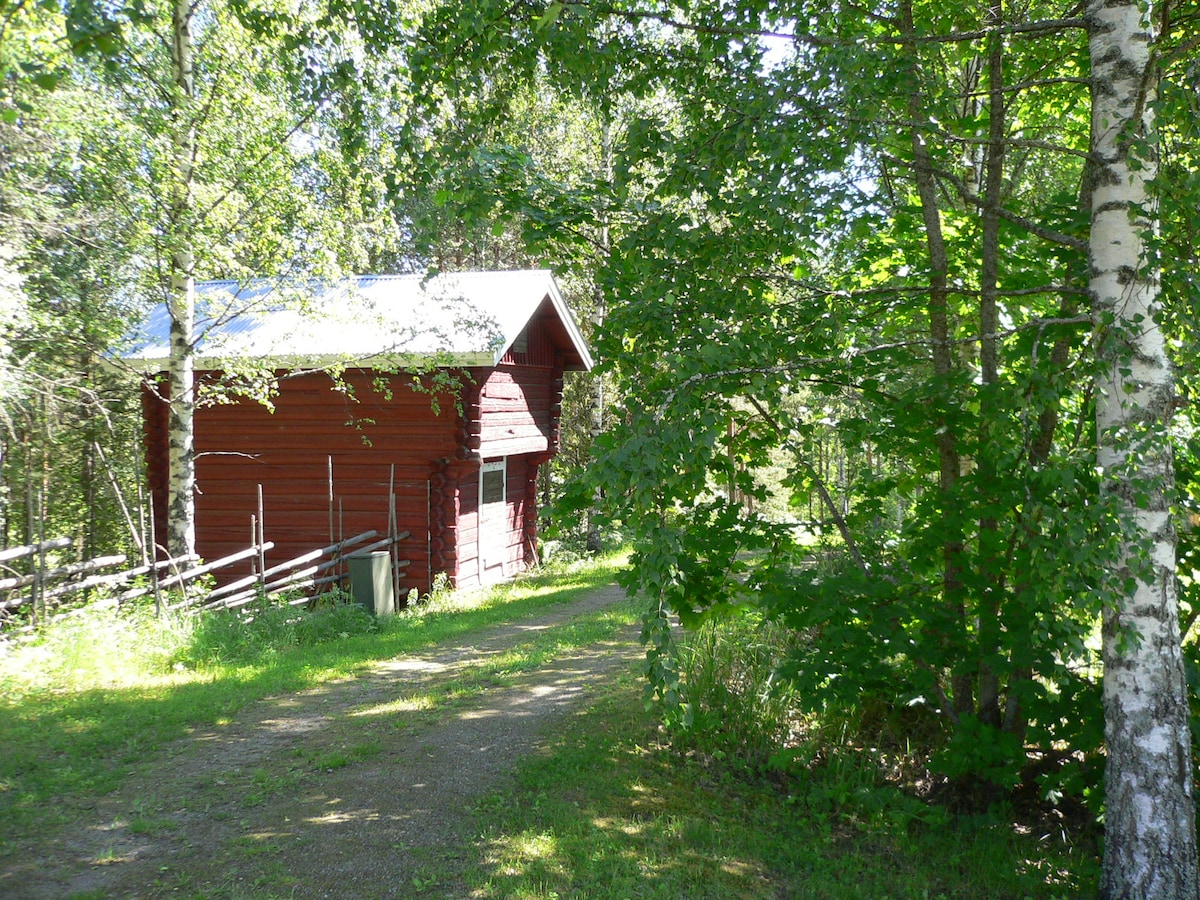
xmin=2 ymin=0 xmax=1199 ymax=897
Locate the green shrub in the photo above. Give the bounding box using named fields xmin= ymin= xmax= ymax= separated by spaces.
xmin=673 ymin=603 xmax=951 ymax=812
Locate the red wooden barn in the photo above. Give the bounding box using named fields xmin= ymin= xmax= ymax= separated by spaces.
xmin=129 ymin=270 xmax=592 ymax=592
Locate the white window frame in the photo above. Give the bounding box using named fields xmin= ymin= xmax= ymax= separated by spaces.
xmin=480 ymin=458 xmax=507 ymax=506
xmin=479 ymin=457 xmax=509 ymax=576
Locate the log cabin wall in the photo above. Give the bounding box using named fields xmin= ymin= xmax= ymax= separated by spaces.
xmin=452 ymin=314 xmax=565 ymax=588
xmin=142 ymin=298 xmax=576 ymax=595
xmin=163 ymin=369 xmax=461 ymax=592
xmin=477 ymin=366 xmax=557 ymax=458
xmin=140 ymin=379 xmax=171 ymax=553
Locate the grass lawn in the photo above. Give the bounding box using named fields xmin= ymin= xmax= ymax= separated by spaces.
xmin=0 ymin=554 xmax=629 ymax=850
xmin=0 ymin=551 xmax=1099 ymax=897
xmin=466 ymin=673 xmax=1099 ymax=899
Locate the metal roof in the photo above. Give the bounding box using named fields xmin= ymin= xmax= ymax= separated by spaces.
xmin=123 ymin=270 xmax=593 ymax=372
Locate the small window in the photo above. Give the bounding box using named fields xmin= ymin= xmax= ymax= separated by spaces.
xmin=481 ymin=459 xmax=506 ymax=504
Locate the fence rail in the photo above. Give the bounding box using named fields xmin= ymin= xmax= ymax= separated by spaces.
xmin=0 ymin=526 xmax=409 ymax=628
xmin=4 ymin=468 xmax=418 ymax=629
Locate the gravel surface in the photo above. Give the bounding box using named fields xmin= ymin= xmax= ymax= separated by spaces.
xmin=1 ymin=583 xmax=639 ymax=899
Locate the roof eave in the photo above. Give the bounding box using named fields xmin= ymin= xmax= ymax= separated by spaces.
xmin=123 ymin=350 xmax=499 ymax=375
xmin=545 ymin=278 xmax=595 ymax=372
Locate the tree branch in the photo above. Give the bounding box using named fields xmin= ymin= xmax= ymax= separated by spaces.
xmin=746 ymin=396 xmax=872 ymax=577
xmin=580 ymin=2 xmax=1084 ymax=49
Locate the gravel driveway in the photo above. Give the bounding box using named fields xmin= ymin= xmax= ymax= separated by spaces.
xmin=2 ymin=583 xmax=639 ymax=899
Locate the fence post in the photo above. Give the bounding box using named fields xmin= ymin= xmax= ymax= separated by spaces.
xmin=34 ymin=489 xmax=46 ymax=627
xmin=148 ymin=497 xmax=163 ymax=617
xmin=256 ymin=484 xmax=266 ymax=599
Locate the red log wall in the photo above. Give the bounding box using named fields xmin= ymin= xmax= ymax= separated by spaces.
xmin=187 ymin=370 xmax=457 ymax=592
xmin=143 ymin=347 xmax=568 ymax=594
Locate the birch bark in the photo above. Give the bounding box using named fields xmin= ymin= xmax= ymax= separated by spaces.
xmin=166 ymin=0 xmax=197 ymax=558
xmin=1090 ymin=0 xmax=1198 ymax=895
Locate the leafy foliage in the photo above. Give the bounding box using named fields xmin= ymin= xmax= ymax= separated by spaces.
xmin=0 ymin=13 xmax=148 ymax=554
xmin=396 ymin=0 xmax=1199 ymax=796
xmin=0 ymin=0 xmax=422 ymax=560
xmin=0 ymin=0 xmax=1195 ymax=830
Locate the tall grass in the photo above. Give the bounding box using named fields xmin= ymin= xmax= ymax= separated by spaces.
xmin=676 ymin=610 xmax=802 ymax=772
xmin=0 ymin=553 xmax=626 ymax=694
xmin=667 ymin=607 xmax=1100 ymax=894
xmin=676 ymin=607 xmax=944 ymax=788
xmin=0 ymin=555 xmax=1102 ymax=896
xmin=0 ymin=600 xmax=194 ymax=698
xmin=177 ymin=593 xmax=380 ymax=668
xmin=470 ymin=674 xmax=1101 ymax=899
xmin=0 ymin=593 xmax=384 ymax=696
xmin=678 ymin=606 xmax=952 ymax=817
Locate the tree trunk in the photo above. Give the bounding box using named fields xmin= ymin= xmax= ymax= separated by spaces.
xmin=166 ymin=0 xmax=197 ymax=558
xmin=975 ymin=1 xmax=1005 ymax=730
xmin=586 ymin=106 xmax=612 ymax=554
xmin=1090 ymin=0 xmax=1199 ymax=895
xmin=900 ymin=0 xmax=971 ymax=717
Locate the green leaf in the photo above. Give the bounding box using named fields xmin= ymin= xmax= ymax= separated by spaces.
xmin=534 ymin=1 xmax=564 ymax=31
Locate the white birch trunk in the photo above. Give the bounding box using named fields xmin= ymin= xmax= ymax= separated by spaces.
xmin=166 ymin=0 xmax=197 ymax=558
xmin=1090 ymin=0 xmax=1198 ymax=895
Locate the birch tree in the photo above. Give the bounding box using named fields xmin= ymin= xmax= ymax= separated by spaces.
xmin=1089 ymin=0 xmax=1198 ymax=893
xmin=165 ymin=0 xmax=197 ymax=558
xmin=66 ymin=0 xmax=385 ymax=558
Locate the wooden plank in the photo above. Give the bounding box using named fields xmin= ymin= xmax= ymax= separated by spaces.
xmin=122 ymin=555 xmax=198 ymax=580
xmin=204 ymin=556 xmax=411 ymax=611
xmin=196 ymin=424 xmax=455 ymax=444
xmin=332 ymin=533 xmax=409 ymax=560
xmin=0 ymin=554 xmax=126 ymax=592
xmin=157 ymin=543 xmax=275 ymax=591
xmin=478 ymin=437 xmax=551 ymax=457
xmin=195 ymin=464 xmax=439 ymax=484
xmin=197 ymin=478 xmax=434 ymax=497
xmin=2 ymin=554 xmax=197 ymax=609
xmin=0 ymin=537 xmax=73 ymax=564
xmin=204 ymin=530 xmax=378 ymax=602
xmin=194 ymin=531 xmax=410 ymax=585
xmin=199 ymin=394 xmax=448 ymax=417
xmin=196 ymin=422 xmax=451 ymax=439
xmin=198 ymin=564 xmax=322 ymax=611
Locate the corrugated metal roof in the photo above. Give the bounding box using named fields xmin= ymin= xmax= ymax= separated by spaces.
xmin=123 ymin=270 xmax=593 ymax=371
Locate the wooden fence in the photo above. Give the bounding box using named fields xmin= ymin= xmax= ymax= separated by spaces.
xmin=4 ymin=462 xmax=418 ymax=631
xmin=0 ymin=527 xmax=410 ymax=628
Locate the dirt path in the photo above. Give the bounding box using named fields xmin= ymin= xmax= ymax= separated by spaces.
xmin=3 ymin=584 xmax=640 ymax=899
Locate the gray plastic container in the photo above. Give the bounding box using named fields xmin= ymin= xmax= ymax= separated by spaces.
xmin=347 ymin=550 xmax=395 ymax=617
